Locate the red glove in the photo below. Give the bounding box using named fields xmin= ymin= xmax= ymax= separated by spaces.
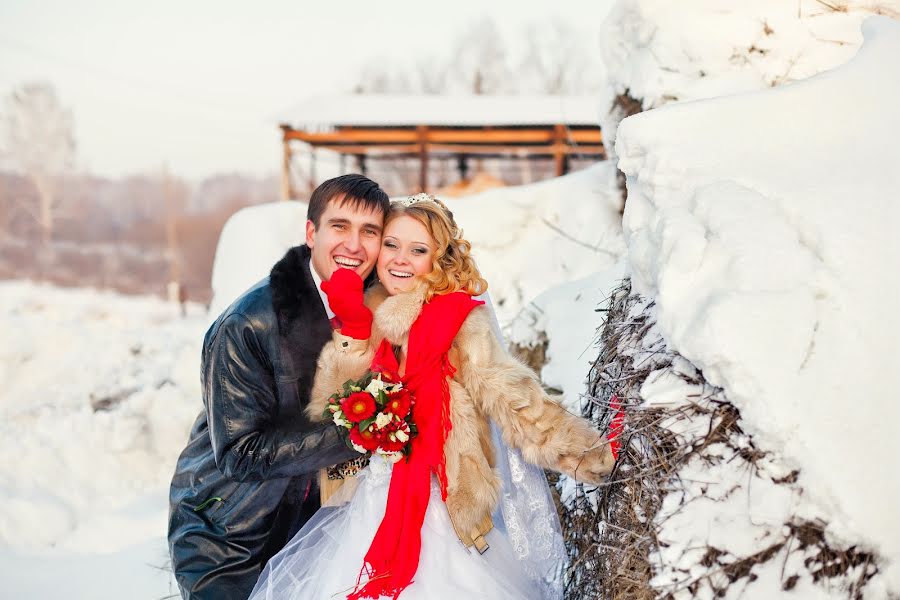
xmin=608 ymin=394 xmax=625 ymax=460
xmin=320 ymin=268 xmax=372 ymax=339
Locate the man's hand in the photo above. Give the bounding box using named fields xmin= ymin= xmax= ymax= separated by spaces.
xmin=320 ymin=268 xmax=373 ymax=339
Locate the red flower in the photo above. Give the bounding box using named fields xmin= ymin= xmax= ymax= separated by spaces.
xmin=349 ymin=424 xmax=380 ymax=452
xmin=341 ymin=392 xmax=376 ymax=423
xmin=377 ymin=420 xmax=410 ymax=453
xmin=384 ymin=388 xmax=413 ymax=419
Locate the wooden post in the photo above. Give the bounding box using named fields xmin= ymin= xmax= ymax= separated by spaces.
xmin=309 ymin=148 xmax=317 ymax=194
xmin=417 ymin=125 xmax=429 ymax=192
xmin=281 ymin=137 xmax=293 ymax=201
xmin=457 ymin=154 xmax=469 ymax=181
xmin=553 ymin=124 xmax=567 ymax=177
xmin=162 ymin=164 xmax=184 ymax=314
xmin=356 ymin=154 xmax=367 ymax=176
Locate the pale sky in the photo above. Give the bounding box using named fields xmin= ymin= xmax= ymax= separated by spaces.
xmin=0 ymin=0 xmax=610 ymax=181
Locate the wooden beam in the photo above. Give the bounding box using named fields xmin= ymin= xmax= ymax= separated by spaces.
xmin=281 ymin=139 xmax=292 ymax=200
xmin=283 ymin=126 xmax=602 ymax=146
xmin=426 ymin=143 xmax=604 ymax=155
xmin=285 ymin=129 xmax=418 ymax=143
xmin=313 ymin=144 xmax=421 ymax=154
xmin=312 ymin=143 xmax=604 ymax=156
xmin=418 ymin=125 xmax=429 ymax=192
xmin=427 ymin=129 xmax=554 ymax=143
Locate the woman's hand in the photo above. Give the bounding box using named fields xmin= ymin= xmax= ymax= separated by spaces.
xmin=563 ymin=436 xmax=615 ymax=485
xmin=320 ymin=268 xmax=373 ymax=340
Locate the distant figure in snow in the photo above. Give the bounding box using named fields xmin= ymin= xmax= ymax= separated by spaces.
xmin=167 ymin=174 xmax=391 ymax=600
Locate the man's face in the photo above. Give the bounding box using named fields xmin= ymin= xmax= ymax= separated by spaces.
xmin=306 ymin=197 xmax=384 ymax=281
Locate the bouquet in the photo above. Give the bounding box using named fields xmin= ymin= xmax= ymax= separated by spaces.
xmin=324 ymin=371 xmax=417 ymax=463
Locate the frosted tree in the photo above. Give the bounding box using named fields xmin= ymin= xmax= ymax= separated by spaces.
xmin=517 ymin=19 xmax=602 ymax=94
xmin=446 ymin=18 xmax=512 ymax=94
xmin=3 ymin=82 xmax=76 ymax=245
xmin=353 ymin=60 xmax=414 ymax=93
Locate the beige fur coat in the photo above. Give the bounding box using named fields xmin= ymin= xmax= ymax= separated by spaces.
xmin=307 ymin=284 xmax=614 ymax=550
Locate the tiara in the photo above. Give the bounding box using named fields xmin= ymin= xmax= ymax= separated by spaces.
xmin=398 ymin=192 xmax=437 ymax=208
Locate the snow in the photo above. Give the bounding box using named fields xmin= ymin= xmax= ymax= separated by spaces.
xmin=616 ymin=14 xmax=900 ymax=591
xmin=279 ymin=94 xmax=603 ymax=128
xmin=209 ymin=200 xmax=307 ymax=317
xmin=595 ymin=0 xmax=898 ymax=168
xmin=443 ymin=162 xmax=625 ymax=323
xmin=507 ymin=263 xmax=626 ymax=411
xmin=599 ymin=0 xmax=887 ymax=109
xmin=0 ymin=282 xmax=205 ymax=597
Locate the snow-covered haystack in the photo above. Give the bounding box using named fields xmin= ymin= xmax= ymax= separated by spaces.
xmin=597 ymin=0 xmax=899 ymax=173
xmin=565 ymin=280 xmax=882 ymax=599
xmin=559 ymin=15 xmax=900 ymax=599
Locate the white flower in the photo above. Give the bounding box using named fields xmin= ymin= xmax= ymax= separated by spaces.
xmin=395 ymin=428 xmax=409 ymax=443
xmin=374 ymin=412 xmax=392 ymax=430
xmin=351 ymin=442 xmax=367 ymax=454
xmin=365 ymin=377 xmax=387 ymax=397
xmin=332 ymin=410 xmax=349 ymax=428
xmin=379 ymin=450 xmax=404 ymax=464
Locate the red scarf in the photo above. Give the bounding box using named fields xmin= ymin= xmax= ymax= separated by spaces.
xmin=348 ymin=291 xmax=484 ymax=599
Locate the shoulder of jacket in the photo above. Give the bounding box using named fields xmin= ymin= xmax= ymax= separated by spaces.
xmin=208 ymin=285 xmax=277 ymax=344
xmin=456 ymin=305 xmax=494 ymax=347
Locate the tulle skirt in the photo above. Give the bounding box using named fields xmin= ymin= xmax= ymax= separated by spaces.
xmin=249 ymin=455 xmax=548 ymax=600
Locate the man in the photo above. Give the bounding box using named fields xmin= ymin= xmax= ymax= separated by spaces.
xmin=168 ymin=174 xmax=390 ymax=599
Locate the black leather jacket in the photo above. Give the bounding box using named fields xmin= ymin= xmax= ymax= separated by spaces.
xmin=168 ymin=246 xmax=358 ymax=599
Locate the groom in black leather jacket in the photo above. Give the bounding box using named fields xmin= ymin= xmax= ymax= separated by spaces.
xmin=168 ymin=174 xmax=390 ymax=599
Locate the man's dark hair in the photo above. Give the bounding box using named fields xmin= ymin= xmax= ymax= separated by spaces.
xmin=307 ymin=174 xmax=390 ymax=228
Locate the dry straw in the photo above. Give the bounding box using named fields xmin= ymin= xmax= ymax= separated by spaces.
xmin=560 ymin=278 xmax=882 ymax=600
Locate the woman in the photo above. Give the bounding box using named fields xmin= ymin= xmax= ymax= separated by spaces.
xmin=249 ymin=194 xmax=615 ymax=600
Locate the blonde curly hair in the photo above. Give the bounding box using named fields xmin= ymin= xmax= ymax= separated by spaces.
xmin=386 ymin=196 xmax=488 ymax=300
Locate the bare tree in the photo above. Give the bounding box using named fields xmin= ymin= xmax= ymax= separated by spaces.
xmin=518 ymin=19 xmax=602 ymax=94
xmin=446 ymin=18 xmax=512 ymax=94
xmin=3 ymin=82 xmax=76 ymax=246
xmin=413 ymin=56 xmax=449 ymax=94
xmin=353 ymin=59 xmax=414 ymax=94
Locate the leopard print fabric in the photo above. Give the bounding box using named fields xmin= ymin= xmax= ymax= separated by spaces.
xmin=326 ymin=455 xmax=370 ymax=480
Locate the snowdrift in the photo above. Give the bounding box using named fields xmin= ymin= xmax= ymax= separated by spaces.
xmin=617 ymin=15 xmax=900 ymax=592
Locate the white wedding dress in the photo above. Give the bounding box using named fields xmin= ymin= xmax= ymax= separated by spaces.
xmin=249 ymin=298 xmax=567 ymax=600
xmin=249 ymin=429 xmax=567 ymax=600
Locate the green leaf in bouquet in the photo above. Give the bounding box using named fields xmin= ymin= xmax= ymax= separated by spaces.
xmin=361 ymin=416 xmax=379 ymax=432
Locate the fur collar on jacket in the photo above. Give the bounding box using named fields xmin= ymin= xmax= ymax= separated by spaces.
xmin=365 ymin=283 xmax=428 ymax=347
xmin=269 ymin=245 xmax=324 ymax=337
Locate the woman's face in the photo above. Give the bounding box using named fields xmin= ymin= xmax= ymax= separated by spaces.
xmin=377 ymin=215 xmax=436 ymax=295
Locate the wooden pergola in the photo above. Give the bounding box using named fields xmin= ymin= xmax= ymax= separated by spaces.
xmin=278 ymin=95 xmax=604 ymax=199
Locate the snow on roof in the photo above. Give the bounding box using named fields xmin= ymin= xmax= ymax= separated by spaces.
xmin=279 ymin=94 xmax=602 ymax=128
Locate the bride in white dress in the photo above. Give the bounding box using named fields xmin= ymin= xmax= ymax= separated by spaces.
xmin=249 ymin=195 xmax=615 ymax=599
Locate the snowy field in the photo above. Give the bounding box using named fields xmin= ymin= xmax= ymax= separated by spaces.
xmin=0 ymin=284 xmax=207 ymax=597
